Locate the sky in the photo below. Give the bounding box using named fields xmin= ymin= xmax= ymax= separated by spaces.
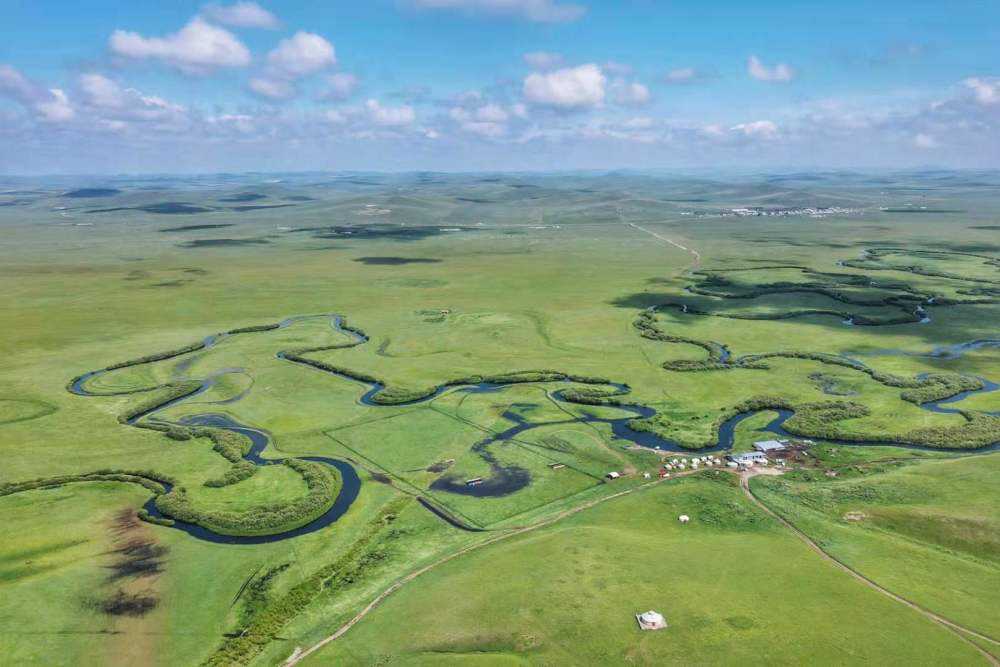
xmin=1 ymin=0 xmax=1000 ymax=174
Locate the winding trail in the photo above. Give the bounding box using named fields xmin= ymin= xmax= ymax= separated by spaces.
xmin=739 ymin=471 xmax=1000 ymax=665
xmin=281 ymin=472 xmax=690 ymax=666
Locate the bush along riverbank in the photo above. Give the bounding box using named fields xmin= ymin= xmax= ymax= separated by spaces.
xmin=628 ymin=394 xmax=1000 ymax=451
xmin=155 ymin=459 xmax=341 ymax=536
xmin=203 ymin=497 xmax=412 ymax=666
xmin=0 ymin=469 xmax=174 ymax=498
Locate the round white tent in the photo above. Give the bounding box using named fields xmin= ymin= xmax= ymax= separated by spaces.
xmin=636 ymin=610 xmax=667 ymax=630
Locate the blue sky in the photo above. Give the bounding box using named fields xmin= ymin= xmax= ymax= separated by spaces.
xmin=1 ymin=0 xmax=999 ymax=173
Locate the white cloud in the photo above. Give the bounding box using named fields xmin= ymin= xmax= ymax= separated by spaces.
xmin=461 ymin=120 xmax=506 ymax=136
xmin=0 ymin=64 xmax=75 ymax=123
xmin=249 ymin=76 xmax=295 ymax=100
xmin=622 ymin=116 xmax=655 ymax=130
xmin=78 ymin=73 xmax=186 ymax=123
xmin=613 ymin=79 xmax=651 ymax=106
xmin=201 ymin=2 xmax=280 ymax=29
xmin=409 ymin=0 xmax=584 ymax=23
xmin=664 ymin=67 xmax=698 ymax=83
xmin=109 ymin=17 xmax=251 ymax=74
xmin=366 ymin=99 xmax=416 ymax=126
xmin=730 ymin=120 xmax=778 ymax=139
xmin=324 ymin=108 xmax=348 ymax=124
xmin=449 ymin=103 xmax=511 ymax=137
xmin=250 ymin=31 xmax=336 ymax=101
xmin=963 ymin=77 xmax=1000 ymax=105
xmin=323 ymin=72 xmax=360 ymax=100
xmin=914 ymin=133 xmax=937 ymax=148
xmin=34 ymin=88 xmax=75 ymax=123
xmin=523 ymin=51 xmax=564 ymax=71
xmin=474 ymin=103 xmax=508 ymax=122
xmin=266 ymin=31 xmax=335 ymax=77
xmin=78 ymin=73 xmax=126 ymax=108
xmin=747 ymin=55 xmax=794 ymax=82
xmin=523 ymin=64 xmax=606 ymax=109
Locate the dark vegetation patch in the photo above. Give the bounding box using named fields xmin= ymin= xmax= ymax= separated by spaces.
xmin=176 ymin=238 xmax=271 ymax=248
xmin=206 ymin=499 xmax=410 ymax=665
xmin=282 ymin=195 xmax=315 ymax=201
xmin=353 ymin=256 xmax=443 ymax=265
xmin=88 ymin=202 xmax=215 ymax=215
xmin=236 ymin=563 xmax=292 ymax=628
xmin=88 ymin=510 xmax=167 ymax=617
xmin=158 ymin=223 xmax=235 ymax=233
xmin=456 ymin=197 xmax=493 ymax=203
xmin=218 ymin=193 xmax=267 ymax=202
xmin=145 ymin=280 xmax=190 ymax=288
xmin=64 ymin=188 xmax=121 ymax=198
xmin=91 ymin=589 xmax=159 ymax=617
xmin=227 ymin=204 xmax=296 ymax=212
xmin=369 ymin=471 xmax=392 ymax=484
xmin=969 ymin=225 xmax=1000 ymax=230
xmin=298 ymin=225 xmax=471 ymax=242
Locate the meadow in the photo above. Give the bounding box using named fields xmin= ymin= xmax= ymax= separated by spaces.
xmin=1 ymin=170 xmax=998 ymax=665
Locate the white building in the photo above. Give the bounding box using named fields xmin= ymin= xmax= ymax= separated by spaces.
xmin=728 ymin=451 xmax=768 ymax=465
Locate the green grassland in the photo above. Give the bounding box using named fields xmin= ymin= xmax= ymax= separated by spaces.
xmin=316 ymin=474 xmax=984 ymax=666
xmin=752 ymin=454 xmax=1000 ymax=639
xmin=2 ymin=171 xmax=999 ymax=665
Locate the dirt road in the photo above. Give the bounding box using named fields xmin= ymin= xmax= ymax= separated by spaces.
xmin=739 ymin=471 xmax=1000 ymax=666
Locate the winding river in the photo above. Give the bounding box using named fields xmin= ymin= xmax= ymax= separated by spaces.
xmin=65 ymin=312 xmax=1000 ymax=542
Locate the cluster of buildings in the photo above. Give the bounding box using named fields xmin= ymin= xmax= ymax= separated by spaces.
xmin=661 ymin=454 xmax=723 ymax=475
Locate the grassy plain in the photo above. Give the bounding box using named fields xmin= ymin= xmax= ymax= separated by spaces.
xmin=1 ymin=171 xmax=999 ymax=665
xmin=316 ymin=474 xmax=985 ymax=666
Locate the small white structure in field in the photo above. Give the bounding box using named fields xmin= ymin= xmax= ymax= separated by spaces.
xmin=606 ymin=471 xmax=621 ymax=480
xmin=678 ymin=514 xmax=690 ymax=524
xmin=636 ymin=610 xmax=667 ymax=631
xmin=643 ymin=472 xmax=651 ymax=479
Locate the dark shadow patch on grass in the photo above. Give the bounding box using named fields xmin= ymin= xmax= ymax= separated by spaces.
xmin=176 ymin=238 xmax=271 ymax=248
xmin=227 ymin=204 xmax=296 ymax=212
xmin=64 ymin=188 xmax=121 ymax=198
xmin=92 ymin=589 xmax=159 ymax=617
xmin=88 ymin=202 xmax=214 ymax=215
xmin=305 ymin=225 xmax=470 ymax=242
xmin=282 ymin=195 xmax=316 ymax=201
xmin=970 ymin=225 xmax=1000 ymax=230
xmin=609 ymin=292 xmax=673 ymax=309
xmin=353 ymin=256 xmax=443 ymax=265
xmin=218 ymin=193 xmax=267 ymax=202
xmin=107 ymin=538 xmax=168 ymax=581
xmin=158 ymin=223 xmax=235 ymax=233
xmin=145 ymin=280 xmax=190 ymax=288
